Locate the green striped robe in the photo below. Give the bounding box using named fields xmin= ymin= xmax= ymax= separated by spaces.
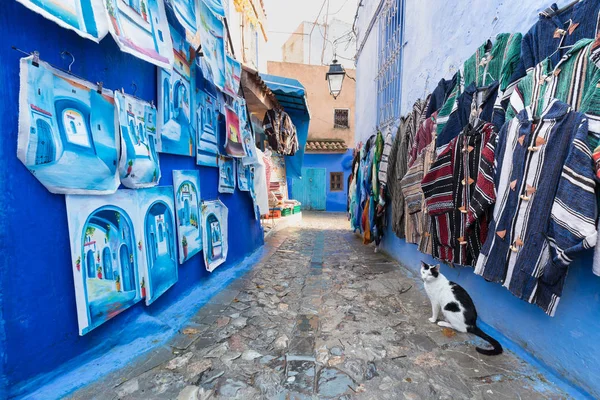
xmin=507 ymin=38 xmax=600 ymax=149
xmin=436 ymin=33 xmax=522 ymax=136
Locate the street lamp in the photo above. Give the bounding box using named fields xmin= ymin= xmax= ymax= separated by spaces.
xmin=325 ymin=58 xmax=346 ymax=99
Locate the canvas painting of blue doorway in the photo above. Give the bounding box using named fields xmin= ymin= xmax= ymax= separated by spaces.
xmin=66 ymin=190 xmax=142 ymax=335
xmin=157 ymin=24 xmax=195 ymax=156
xmin=170 ymin=0 xmax=201 ymax=48
xmin=173 ymin=170 xmax=202 ymax=264
xmin=237 ymin=159 xmax=250 ymax=192
xmin=218 ymin=155 xmax=236 ymax=193
xmin=116 ymin=91 xmax=161 ymax=188
xmin=195 ymin=87 xmax=220 ymax=167
xmin=197 ymin=0 xmax=226 ymax=90
xmin=233 ymin=97 xmax=258 ymax=165
xmin=137 ymin=186 xmax=178 ymax=305
xmin=102 ymin=0 xmax=173 ymax=69
xmin=17 ymin=56 xmax=120 ymax=194
xmin=201 ymin=200 xmax=228 ymax=272
xmin=16 ymin=0 xmax=108 ymax=42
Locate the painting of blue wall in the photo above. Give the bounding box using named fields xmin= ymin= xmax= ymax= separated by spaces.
xmin=234 ymin=97 xmax=258 ymax=165
xmin=237 ymin=159 xmax=250 ymax=192
xmin=102 ymin=0 xmax=173 ymax=69
xmin=157 ymin=23 xmax=195 ymax=156
xmin=224 ymin=55 xmax=241 ymax=97
xmin=195 ymin=87 xmax=220 ymax=167
xmin=169 ymin=0 xmax=200 ymax=47
xmin=173 ymin=170 xmax=202 ymax=264
xmin=17 ymin=56 xmax=120 ymax=194
xmin=16 ymin=0 xmax=108 ymax=41
xmin=197 ymin=0 xmax=226 ymax=90
xmin=137 ymin=186 xmax=178 ymax=305
xmin=66 ymin=190 xmax=142 ymax=335
xmin=201 ymin=0 xmax=225 ymax=18
xmin=115 ymin=91 xmax=161 ymax=188
xmin=218 ymin=155 xmax=236 ymax=193
xmin=201 ymin=199 xmax=228 ymax=272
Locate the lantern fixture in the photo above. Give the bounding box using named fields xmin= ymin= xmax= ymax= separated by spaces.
xmin=325 ymin=58 xmax=346 ymax=99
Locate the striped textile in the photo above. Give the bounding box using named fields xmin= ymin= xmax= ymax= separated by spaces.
xmin=378 ymin=127 xmax=394 ymax=192
xmin=408 ymin=112 xmax=437 ymax=168
xmin=436 ymin=33 xmax=522 ymax=138
xmin=475 ymin=100 xmax=597 ymax=316
xmin=418 ymin=142 xmax=437 ymax=255
xmin=422 ymin=122 xmax=497 ymax=266
xmin=506 ymin=38 xmax=600 ymax=150
xmin=406 ymin=98 xmax=430 ymax=157
xmin=387 ymin=119 xmax=408 ymax=238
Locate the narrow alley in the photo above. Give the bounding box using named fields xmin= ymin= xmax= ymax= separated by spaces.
xmin=70 ymin=213 xmax=568 ymax=400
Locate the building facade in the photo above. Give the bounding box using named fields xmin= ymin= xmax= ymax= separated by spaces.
xmin=268 ymin=61 xmax=355 ymax=211
xmin=355 ymin=0 xmax=600 ymax=397
xmin=226 ymin=0 xmax=268 ymax=71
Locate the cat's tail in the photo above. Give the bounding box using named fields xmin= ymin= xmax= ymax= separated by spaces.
xmin=467 ymin=326 xmax=503 ymax=356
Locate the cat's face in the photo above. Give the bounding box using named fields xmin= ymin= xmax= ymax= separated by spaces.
xmin=420 ymin=262 xmax=440 ymax=282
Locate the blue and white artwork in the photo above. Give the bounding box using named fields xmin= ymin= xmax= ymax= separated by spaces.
xmin=224 ymin=55 xmax=241 ymax=96
xmin=137 ymin=186 xmax=178 ymax=305
xmin=102 ymin=0 xmax=173 ymax=69
xmin=195 ymin=88 xmax=220 ymax=167
xmin=17 ymin=56 xmax=120 ymax=194
xmin=248 ymin=166 xmax=260 ymax=220
xmin=66 ymin=187 xmax=179 ymax=334
xmin=234 ymin=97 xmax=258 ymax=166
xmin=237 ymin=159 xmax=250 ymax=192
xmin=115 ymin=91 xmax=161 ymax=188
xmin=16 ymin=0 xmax=108 ymax=42
xmin=201 ymin=0 xmax=225 ymax=18
xmin=157 ymin=24 xmax=195 ymax=156
xmin=198 ymin=0 xmax=226 ymax=90
xmin=218 ymin=155 xmax=236 ymax=193
xmin=201 ymin=199 xmax=228 ymax=272
xmin=170 ymin=0 xmax=201 ymax=47
xmin=66 ymin=190 xmax=142 ymax=335
xmin=173 ymin=170 xmax=202 ymax=264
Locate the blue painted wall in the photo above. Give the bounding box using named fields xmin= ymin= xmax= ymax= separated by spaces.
xmin=289 ymin=149 xmax=353 ymax=212
xmin=0 ymin=3 xmax=263 ymax=397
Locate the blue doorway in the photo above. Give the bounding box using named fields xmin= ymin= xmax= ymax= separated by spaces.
xmin=119 ymin=245 xmax=134 ymax=291
xmin=102 ymin=247 xmax=113 ymax=280
xmin=86 ymin=250 xmax=95 ymax=278
xmin=292 ymin=168 xmax=326 ymax=211
xmin=35 ymin=119 xmax=55 ymax=165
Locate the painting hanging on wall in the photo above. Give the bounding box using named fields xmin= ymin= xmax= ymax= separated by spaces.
xmin=66 ymin=187 xmax=179 ymax=334
xmin=17 ymin=56 xmax=120 ymax=194
xmin=218 ymin=155 xmax=236 ymax=193
xmin=248 ymin=166 xmax=260 ymax=220
xmin=234 ymin=97 xmax=258 ymax=165
xmin=270 ymin=155 xmax=287 ymax=182
xmin=195 ymin=87 xmax=220 ymax=167
xmin=170 ymin=0 xmax=200 ymax=47
xmin=157 ymin=24 xmax=195 ymax=156
xmin=200 ymin=0 xmax=225 ymax=18
xmin=224 ymin=55 xmax=241 ymax=97
xmin=115 ymin=91 xmax=160 ymax=188
xmin=137 ymin=186 xmax=178 ymax=305
xmin=237 ymin=159 xmax=250 ymax=192
xmin=224 ymin=105 xmax=246 ymax=157
xmin=201 ymin=199 xmax=228 ymax=272
xmin=173 ymin=170 xmax=202 ymax=264
xmin=197 ymin=0 xmax=226 ymax=90
xmin=66 ymin=190 xmax=142 ymax=335
xmin=16 ymin=0 xmax=108 ymax=42
xmin=102 ymin=0 xmax=173 ymax=69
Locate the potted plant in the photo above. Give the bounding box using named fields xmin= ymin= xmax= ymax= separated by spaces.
xmin=106 ymin=224 xmax=111 ymax=240
xmin=182 ymin=235 xmax=188 ymax=258
xmin=138 ymin=241 xmax=143 ymax=251
xmin=97 ymin=266 xmax=103 ymax=279
xmin=141 ymin=277 xmax=146 ymax=298
xmin=141 ymin=1 xmax=148 ymax=21
xmin=126 ymin=160 xmax=133 ymax=177
xmin=75 ymin=256 xmax=81 ymax=272
xmin=115 ymin=274 xmax=121 ymax=292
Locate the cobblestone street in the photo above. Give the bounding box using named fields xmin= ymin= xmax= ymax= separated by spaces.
xmin=71 ymin=212 xmax=568 ymax=400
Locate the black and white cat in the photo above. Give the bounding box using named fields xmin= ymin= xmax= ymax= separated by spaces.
xmin=420 ymin=261 xmax=503 ymax=356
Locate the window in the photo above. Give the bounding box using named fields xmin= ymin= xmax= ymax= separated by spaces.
xmin=334 ymin=109 xmax=350 ymax=129
xmin=377 ymin=0 xmax=405 ymax=128
xmin=330 ymin=172 xmax=344 ymax=192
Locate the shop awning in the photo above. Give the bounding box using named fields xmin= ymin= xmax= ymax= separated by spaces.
xmin=260 ymin=73 xmax=310 ymax=180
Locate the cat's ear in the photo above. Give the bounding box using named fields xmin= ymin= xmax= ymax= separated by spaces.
xmin=420 ymin=261 xmax=428 ymax=269
xmin=431 ymin=264 xmax=440 ymax=271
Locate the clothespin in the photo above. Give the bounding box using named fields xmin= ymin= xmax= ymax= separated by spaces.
xmin=32 ymin=50 xmax=40 ymax=67
xmin=96 ymin=81 xmax=104 ymax=94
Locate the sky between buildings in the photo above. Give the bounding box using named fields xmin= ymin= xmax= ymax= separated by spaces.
xmin=262 ymin=0 xmax=359 ymax=63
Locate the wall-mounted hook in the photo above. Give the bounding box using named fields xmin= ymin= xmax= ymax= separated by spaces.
xmin=60 ymin=50 xmax=75 ymax=72
xmin=131 ymin=82 xmax=138 ymax=96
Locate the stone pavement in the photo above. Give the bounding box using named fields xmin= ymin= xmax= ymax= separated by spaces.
xmin=70 ymin=212 xmax=569 ymax=400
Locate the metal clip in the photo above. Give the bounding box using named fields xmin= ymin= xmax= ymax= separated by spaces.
xmin=96 ymin=81 xmax=104 ymax=94
xmin=32 ymin=50 xmax=40 ymax=67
